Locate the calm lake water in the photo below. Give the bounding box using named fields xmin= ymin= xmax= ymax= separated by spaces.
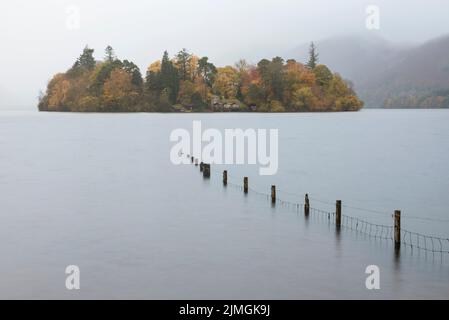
xmin=0 ymin=109 xmax=448 ymax=299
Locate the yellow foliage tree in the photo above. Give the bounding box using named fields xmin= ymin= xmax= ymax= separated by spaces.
xmin=178 ymin=80 xmax=197 ymax=106
xmin=213 ymin=66 xmax=239 ymax=99
xmin=148 ymin=60 xmax=161 ymax=73
xmin=47 ymin=74 xmax=71 ymax=111
xmin=104 ymin=69 xmax=132 ymax=99
xmin=103 ymin=69 xmax=135 ymax=110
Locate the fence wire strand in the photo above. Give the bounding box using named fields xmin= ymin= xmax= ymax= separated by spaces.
xmin=198 ymin=166 xmax=449 ymax=254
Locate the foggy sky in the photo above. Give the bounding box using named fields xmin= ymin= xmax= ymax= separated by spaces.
xmin=1 ymin=0 xmax=448 ymax=109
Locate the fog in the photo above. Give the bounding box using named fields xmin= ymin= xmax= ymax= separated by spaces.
xmin=0 ymin=0 xmax=448 ymax=109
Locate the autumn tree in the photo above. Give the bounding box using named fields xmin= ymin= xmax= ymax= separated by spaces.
xmin=45 ymin=74 xmax=71 ymax=111
xmin=178 ymin=80 xmax=197 ymax=106
xmin=234 ymin=59 xmax=250 ymax=100
xmin=90 ymin=59 xmax=123 ymax=95
xmin=314 ymin=64 xmax=333 ymax=87
xmin=188 ymin=55 xmax=200 ymax=82
xmin=291 ymin=87 xmax=318 ymax=111
xmin=146 ymin=61 xmax=162 ymax=91
xmin=103 ymin=68 xmax=137 ymax=111
xmin=213 ymin=66 xmax=240 ymax=99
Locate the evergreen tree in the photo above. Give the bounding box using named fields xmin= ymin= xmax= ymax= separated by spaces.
xmin=257 ymin=58 xmax=271 ymax=96
xmin=270 ymin=57 xmax=285 ymax=100
xmin=122 ymin=60 xmax=143 ymax=88
xmin=198 ymin=57 xmax=217 ymax=100
xmin=313 ymin=64 xmax=333 ymax=87
xmin=105 ymin=45 xmax=116 ymax=62
xmin=176 ymin=48 xmax=191 ymax=81
xmin=306 ymin=42 xmax=319 ymax=69
xmin=78 ymin=46 xmax=96 ymax=70
xmin=160 ymin=51 xmax=179 ymax=104
xmin=90 ymin=59 xmax=123 ymax=95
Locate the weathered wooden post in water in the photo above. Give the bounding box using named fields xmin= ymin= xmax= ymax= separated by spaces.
xmin=271 ymin=186 xmax=276 ymax=204
xmin=394 ymin=210 xmax=401 ymax=250
xmin=243 ymin=177 xmax=248 ymax=194
xmin=203 ymin=164 xmax=210 ymax=178
xmin=191 ymin=156 xmax=194 ymax=163
xmin=336 ymin=200 xmax=342 ymax=228
xmin=304 ymin=194 xmax=310 ymax=216
xmin=223 ymin=170 xmax=228 ymax=186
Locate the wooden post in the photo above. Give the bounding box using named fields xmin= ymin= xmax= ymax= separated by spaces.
xmin=304 ymin=194 xmax=310 ymax=216
xmin=223 ymin=170 xmax=228 ymax=186
xmin=243 ymin=177 xmax=248 ymax=194
xmin=271 ymin=185 xmax=276 ymax=204
xmin=394 ymin=210 xmax=401 ymax=250
xmin=203 ymin=164 xmax=210 ymax=178
xmin=336 ymin=200 xmax=342 ymax=228
xmin=191 ymin=156 xmax=194 ymax=163
xmin=200 ymin=162 xmax=204 ymax=172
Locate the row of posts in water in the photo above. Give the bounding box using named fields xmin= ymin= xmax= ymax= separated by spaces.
xmin=188 ymin=155 xmax=402 ymax=250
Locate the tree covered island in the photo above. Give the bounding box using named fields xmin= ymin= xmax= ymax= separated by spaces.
xmin=38 ymin=44 xmax=363 ymax=113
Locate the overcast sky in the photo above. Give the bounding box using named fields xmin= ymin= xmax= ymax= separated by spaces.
xmin=1 ymin=0 xmax=448 ymax=109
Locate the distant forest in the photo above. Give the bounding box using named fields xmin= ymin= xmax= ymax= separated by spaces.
xmin=383 ymin=89 xmax=449 ymax=108
xmin=38 ymin=44 xmax=363 ymax=113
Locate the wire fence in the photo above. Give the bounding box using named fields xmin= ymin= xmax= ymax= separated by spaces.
xmin=192 ymin=161 xmax=449 ymax=255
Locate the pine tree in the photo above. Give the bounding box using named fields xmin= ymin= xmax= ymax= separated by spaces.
xmin=122 ymin=60 xmax=143 ymax=88
xmin=77 ymin=46 xmax=96 ymax=70
xmin=306 ymin=42 xmax=319 ymax=69
xmin=160 ymin=51 xmax=179 ymax=104
xmin=176 ymin=48 xmax=191 ymax=81
xmin=198 ymin=57 xmax=217 ymax=101
xmin=105 ymin=45 xmax=116 ymax=62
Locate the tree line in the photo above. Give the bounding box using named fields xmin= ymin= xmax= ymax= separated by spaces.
xmin=38 ymin=44 xmax=363 ymax=112
xmin=383 ymin=89 xmax=449 ymax=109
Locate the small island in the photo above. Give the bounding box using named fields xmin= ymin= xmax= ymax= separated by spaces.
xmin=38 ymin=44 xmax=363 ymax=113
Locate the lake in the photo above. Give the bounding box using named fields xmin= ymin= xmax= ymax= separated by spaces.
xmin=0 ymin=109 xmax=448 ymax=299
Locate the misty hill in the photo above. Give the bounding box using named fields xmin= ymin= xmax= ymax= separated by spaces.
xmin=289 ymin=34 xmax=449 ymax=107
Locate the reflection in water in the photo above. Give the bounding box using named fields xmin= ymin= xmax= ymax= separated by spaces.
xmin=335 ymin=225 xmax=342 ymax=256
xmin=304 ymin=208 xmax=310 ymax=228
xmin=394 ymin=246 xmax=401 ymax=272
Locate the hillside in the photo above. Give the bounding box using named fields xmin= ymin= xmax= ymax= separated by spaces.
xmin=290 ymin=34 xmax=449 ymax=108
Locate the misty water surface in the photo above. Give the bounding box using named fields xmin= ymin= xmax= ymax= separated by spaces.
xmin=0 ymin=109 xmax=448 ymax=299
